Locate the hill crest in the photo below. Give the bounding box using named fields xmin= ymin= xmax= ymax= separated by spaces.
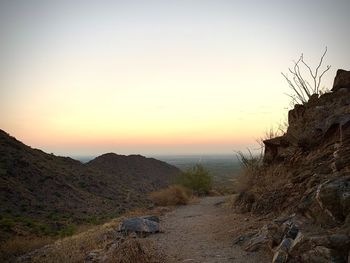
xmin=0 ymin=130 xmax=180 ymax=240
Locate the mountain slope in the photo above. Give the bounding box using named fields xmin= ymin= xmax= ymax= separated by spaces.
xmin=0 ymin=130 xmax=180 ymax=239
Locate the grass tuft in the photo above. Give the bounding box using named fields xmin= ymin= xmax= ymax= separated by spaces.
xmin=109 ymin=238 xmax=165 ymax=263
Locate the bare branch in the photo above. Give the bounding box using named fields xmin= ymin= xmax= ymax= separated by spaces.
xmin=282 ymin=47 xmax=331 ymax=105
xmin=317 ymin=65 xmax=331 ymax=92
xmin=315 ymin=47 xmax=328 ymax=77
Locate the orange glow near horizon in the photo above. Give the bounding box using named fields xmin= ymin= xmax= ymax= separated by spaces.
xmin=6 ymin=116 xmax=265 ymax=154
xmin=1 ymin=1 xmax=349 ymax=156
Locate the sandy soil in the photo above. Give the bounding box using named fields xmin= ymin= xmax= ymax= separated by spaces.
xmin=150 ymin=196 xmax=271 ymax=263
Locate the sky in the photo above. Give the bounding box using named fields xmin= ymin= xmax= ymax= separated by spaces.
xmin=0 ymin=0 xmax=350 ymax=156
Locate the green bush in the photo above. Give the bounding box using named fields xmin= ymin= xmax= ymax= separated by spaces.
xmin=176 ymin=164 xmax=212 ymax=195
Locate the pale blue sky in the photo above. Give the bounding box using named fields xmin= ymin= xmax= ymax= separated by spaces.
xmin=0 ymin=0 xmax=349 ymax=155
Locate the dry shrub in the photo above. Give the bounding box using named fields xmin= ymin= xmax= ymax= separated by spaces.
xmin=17 ymin=229 xmax=165 ymax=263
xmin=111 ymin=238 xmax=165 ymax=263
xmin=232 ymin=150 xmax=262 ymax=194
xmin=233 ymin=159 xmax=286 ymax=195
xmin=17 ymin=218 xmax=122 ymax=263
xmin=149 ymin=185 xmax=191 ymax=206
xmin=233 ymin=160 xmax=292 ymax=214
xmin=232 ymin=171 xmax=254 ymax=194
xmin=232 ymin=125 xmax=288 ymax=196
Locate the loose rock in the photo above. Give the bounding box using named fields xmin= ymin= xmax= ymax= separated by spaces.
xmin=119 ymin=216 xmax=160 ymax=236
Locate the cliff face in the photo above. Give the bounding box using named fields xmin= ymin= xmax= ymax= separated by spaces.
xmin=263 ymin=69 xmax=350 ymax=226
xmin=235 ymin=70 xmax=350 ymax=263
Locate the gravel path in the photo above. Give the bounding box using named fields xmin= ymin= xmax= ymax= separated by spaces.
xmin=150 ymin=196 xmax=270 ymax=263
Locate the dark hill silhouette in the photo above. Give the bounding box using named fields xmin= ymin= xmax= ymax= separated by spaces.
xmin=0 ymin=130 xmax=180 ymax=240
xmin=87 ymin=153 xmax=177 ymax=193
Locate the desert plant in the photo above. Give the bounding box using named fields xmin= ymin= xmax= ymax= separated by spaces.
xmin=282 ymin=47 xmax=331 ymax=105
xmin=176 ymin=164 xmax=212 ymax=195
xmin=235 ymin=149 xmax=262 ymax=171
xmin=149 ymin=185 xmax=191 ymax=206
xmin=232 ymin=150 xmax=263 ymax=194
xmin=111 ymin=238 xmax=165 ymax=263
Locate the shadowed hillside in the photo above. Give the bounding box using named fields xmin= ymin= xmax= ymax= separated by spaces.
xmin=0 ymin=130 xmax=180 ymax=241
xmin=87 ymin=153 xmax=177 ymax=193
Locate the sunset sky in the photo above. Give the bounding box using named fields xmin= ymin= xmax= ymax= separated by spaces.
xmin=1 ymin=0 xmax=350 ymax=156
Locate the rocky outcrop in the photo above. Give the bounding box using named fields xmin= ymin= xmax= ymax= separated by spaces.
xmin=265 ymin=70 xmax=350 ymax=165
xmin=333 ymin=69 xmax=350 ymax=92
xmin=235 ymin=69 xmax=350 ymax=263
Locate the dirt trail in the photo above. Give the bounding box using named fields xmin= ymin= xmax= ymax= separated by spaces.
xmin=150 ymin=196 xmax=270 ymax=263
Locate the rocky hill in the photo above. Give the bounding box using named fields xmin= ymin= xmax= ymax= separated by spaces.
xmin=87 ymin=153 xmax=176 ymax=193
xmin=235 ymin=69 xmax=350 ymax=262
xmin=0 ymin=130 xmax=180 ymax=241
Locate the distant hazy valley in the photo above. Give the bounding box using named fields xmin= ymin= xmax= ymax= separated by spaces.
xmin=75 ymin=154 xmax=241 ymax=189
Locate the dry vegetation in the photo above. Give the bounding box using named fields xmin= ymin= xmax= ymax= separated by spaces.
xmin=232 ymin=124 xmax=287 ymax=196
xmin=0 ymin=207 xmax=170 ymax=263
xmin=9 ymin=218 xmax=121 ymax=263
xmin=0 ymin=223 xmax=94 ymax=261
xmin=232 ymin=160 xmax=284 ymax=197
xmin=0 ymin=236 xmax=53 ymax=261
xmin=148 ymin=164 xmax=214 ymax=207
xmin=232 ymin=150 xmax=262 ymax=194
xmin=282 ymin=47 xmax=331 ymax=104
xmin=108 ymin=238 xmax=165 ymax=263
xmin=149 ymin=185 xmax=192 ymax=206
